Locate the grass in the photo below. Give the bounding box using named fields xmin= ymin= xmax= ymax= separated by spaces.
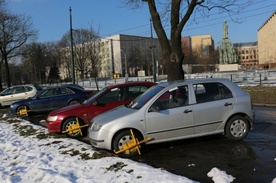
xmin=241 ymin=86 xmax=276 ymax=105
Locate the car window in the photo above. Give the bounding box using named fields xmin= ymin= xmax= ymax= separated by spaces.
xmin=127 ymin=85 xmax=150 ymax=99
xmin=26 ymin=86 xmax=34 ymax=92
xmin=193 ymin=82 xmax=232 ymax=103
xmin=152 ymin=85 xmax=189 ymax=110
xmin=129 ymin=85 xmax=164 ymax=110
xmin=1 ymin=87 xmax=14 ymax=95
xmin=53 ymin=87 xmax=69 ymax=95
xmin=83 ymin=87 xmax=108 ymax=105
xmin=65 ymin=88 xmax=74 ymax=94
xmin=98 ymin=87 xmax=123 ymax=103
xmin=39 ymin=89 xmax=54 ymax=98
xmin=218 ymin=83 xmax=233 ymax=99
xmin=14 ymin=86 xmax=27 ymax=94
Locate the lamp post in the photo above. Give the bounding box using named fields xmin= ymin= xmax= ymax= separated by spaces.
xmin=69 ymin=7 xmax=75 ymax=84
xmin=121 ymin=49 xmax=128 ymax=82
xmin=150 ymin=18 xmax=157 ymax=82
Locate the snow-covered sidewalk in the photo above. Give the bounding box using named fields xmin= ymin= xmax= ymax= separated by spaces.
xmin=0 ymin=114 xmax=265 ymax=183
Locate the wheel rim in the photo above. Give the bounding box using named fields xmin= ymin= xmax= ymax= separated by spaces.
xmin=65 ymin=120 xmax=79 ymax=136
xmin=118 ymin=135 xmax=133 ymax=150
xmin=230 ymin=119 xmax=247 ymax=137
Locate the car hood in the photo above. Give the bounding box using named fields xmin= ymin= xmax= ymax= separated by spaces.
xmin=49 ymin=103 xmax=84 ymax=115
xmin=93 ymin=105 xmax=136 ymax=125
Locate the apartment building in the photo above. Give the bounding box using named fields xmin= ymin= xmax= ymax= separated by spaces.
xmin=191 ymin=34 xmax=214 ymax=56
xmin=258 ymin=11 xmax=276 ymax=69
xmin=99 ymin=34 xmax=162 ymax=78
xmin=233 ymin=42 xmax=258 ymax=69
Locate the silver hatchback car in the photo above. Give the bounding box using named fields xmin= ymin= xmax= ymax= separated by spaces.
xmin=88 ymin=78 xmax=254 ymax=157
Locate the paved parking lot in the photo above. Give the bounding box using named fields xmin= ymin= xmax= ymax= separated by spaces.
xmin=0 ymin=106 xmax=275 ymax=182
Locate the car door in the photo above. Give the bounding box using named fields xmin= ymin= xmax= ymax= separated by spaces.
xmin=145 ymin=85 xmax=195 ymax=142
xmin=30 ymin=88 xmax=55 ymax=111
xmin=87 ymin=86 xmax=127 ymax=121
xmin=11 ymin=86 xmax=29 ymax=104
xmin=51 ymin=87 xmax=70 ymax=109
xmin=0 ymin=87 xmax=15 ymax=106
xmin=192 ymin=82 xmax=236 ymax=135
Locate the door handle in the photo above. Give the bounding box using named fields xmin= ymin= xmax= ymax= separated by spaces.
xmin=224 ymin=102 xmax=232 ymax=106
xmin=184 ymin=109 xmax=192 ymax=113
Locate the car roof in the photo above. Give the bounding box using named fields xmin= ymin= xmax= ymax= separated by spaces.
xmin=157 ymin=78 xmax=232 ymax=88
xmin=105 ymin=81 xmax=156 ymax=89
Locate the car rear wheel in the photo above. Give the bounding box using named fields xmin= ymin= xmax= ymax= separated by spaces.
xmin=62 ymin=117 xmax=87 ymax=138
xmin=112 ymin=129 xmax=143 ymax=158
xmin=225 ymin=115 xmax=249 ymax=140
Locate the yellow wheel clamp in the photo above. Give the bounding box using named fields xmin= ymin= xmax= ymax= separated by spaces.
xmin=114 ymin=129 xmax=152 ymax=155
xmin=62 ymin=117 xmax=88 ymax=136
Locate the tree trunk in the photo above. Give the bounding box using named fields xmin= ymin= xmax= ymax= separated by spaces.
xmin=165 ymin=48 xmax=185 ymax=81
xmin=4 ymin=57 xmax=11 ymax=87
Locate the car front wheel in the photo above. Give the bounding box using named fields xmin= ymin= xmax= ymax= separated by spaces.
xmin=62 ymin=117 xmax=87 ymax=138
xmin=16 ymin=105 xmax=29 ymax=116
xmin=225 ymin=115 xmax=249 ymax=140
xmin=112 ymin=130 xmax=143 ymax=158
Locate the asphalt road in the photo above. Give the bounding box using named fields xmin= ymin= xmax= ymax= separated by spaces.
xmin=131 ymin=106 xmax=276 ymax=183
xmin=1 ymin=106 xmax=275 ymax=183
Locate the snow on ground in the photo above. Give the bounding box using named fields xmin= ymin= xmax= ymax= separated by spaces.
xmin=0 ymin=114 xmax=272 ymax=183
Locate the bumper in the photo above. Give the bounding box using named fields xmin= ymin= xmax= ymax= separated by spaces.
xmin=9 ymin=106 xmax=18 ymax=115
xmin=45 ymin=121 xmax=62 ymax=133
xmin=88 ymin=129 xmax=113 ymax=150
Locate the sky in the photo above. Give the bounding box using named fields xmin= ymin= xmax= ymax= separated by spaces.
xmin=7 ymin=0 xmax=276 ymax=47
xmin=0 ymin=114 xmax=245 ymax=183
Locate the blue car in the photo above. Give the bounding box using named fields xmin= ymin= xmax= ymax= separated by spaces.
xmin=10 ymin=85 xmax=91 ymax=115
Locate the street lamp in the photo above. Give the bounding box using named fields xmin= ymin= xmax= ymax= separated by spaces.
xmin=121 ymin=49 xmax=128 ymax=82
xmin=150 ymin=18 xmax=157 ymax=82
xmin=69 ymin=7 xmax=75 ymax=84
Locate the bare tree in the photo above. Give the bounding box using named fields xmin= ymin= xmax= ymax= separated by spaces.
xmin=127 ymin=0 xmax=253 ymax=81
xmin=21 ymin=42 xmax=48 ymax=83
xmin=86 ymin=39 xmax=102 ymax=90
xmin=0 ymin=6 xmax=37 ymax=87
xmin=59 ymin=27 xmax=100 ymax=81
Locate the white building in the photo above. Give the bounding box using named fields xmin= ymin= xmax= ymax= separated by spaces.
xmin=99 ymin=34 xmax=162 ymax=78
xmin=258 ymin=11 xmax=276 ymax=68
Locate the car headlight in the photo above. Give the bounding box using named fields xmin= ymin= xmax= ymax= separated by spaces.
xmin=91 ymin=122 xmax=102 ymax=131
xmin=47 ymin=116 xmax=58 ymax=122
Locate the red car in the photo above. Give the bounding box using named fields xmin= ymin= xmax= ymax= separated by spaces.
xmin=46 ymin=81 xmax=155 ymax=137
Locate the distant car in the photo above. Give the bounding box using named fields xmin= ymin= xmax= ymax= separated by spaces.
xmin=88 ymin=78 xmax=255 ymax=157
xmin=45 ymin=81 xmax=155 ymax=137
xmin=0 ymin=84 xmax=42 ymax=107
xmin=10 ymin=85 xmax=91 ymax=115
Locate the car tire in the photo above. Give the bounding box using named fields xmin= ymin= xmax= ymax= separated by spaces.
xmin=112 ymin=129 xmax=143 ymax=158
xmin=16 ymin=105 xmax=29 ymax=115
xmin=62 ymin=117 xmax=87 ymax=138
xmin=225 ymin=115 xmax=249 ymax=140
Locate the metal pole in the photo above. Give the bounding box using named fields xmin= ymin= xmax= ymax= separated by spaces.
xmin=69 ymin=7 xmax=75 ymax=84
xmin=150 ymin=18 xmax=157 ymax=82
xmin=124 ymin=51 xmax=128 ymax=82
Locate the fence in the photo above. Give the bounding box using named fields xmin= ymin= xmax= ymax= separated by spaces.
xmin=44 ymin=70 xmax=276 ymax=90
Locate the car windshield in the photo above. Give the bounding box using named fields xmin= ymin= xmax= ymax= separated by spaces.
xmin=83 ymin=87 xmax=108 ymax=104
xmin=128 ymin=85 xmax=164 ymax=110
